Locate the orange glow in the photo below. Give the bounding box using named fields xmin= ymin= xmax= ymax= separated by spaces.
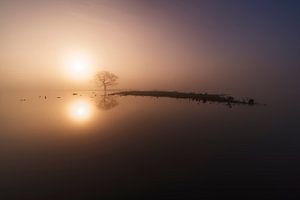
xmin=63 ymin=51 xmax=96 ymax=81
xmin=68 ymin=99 xmax=94 ymax=123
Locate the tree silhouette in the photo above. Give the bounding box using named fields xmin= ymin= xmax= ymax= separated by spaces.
xmin=95 ymin=71 xmax=118 ymax=94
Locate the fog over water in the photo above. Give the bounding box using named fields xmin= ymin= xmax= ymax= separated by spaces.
xmin=0 ymin=0 xmax=299 ymax=199
xmin=1 ymin=1 xmax=299 ymax=101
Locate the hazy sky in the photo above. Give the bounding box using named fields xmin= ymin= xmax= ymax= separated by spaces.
xmin=0 ymin=0 xmax=299 ymax=98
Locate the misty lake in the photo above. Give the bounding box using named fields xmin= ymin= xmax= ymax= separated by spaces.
xmin=0 ymin=91 xmax=298 ymax=199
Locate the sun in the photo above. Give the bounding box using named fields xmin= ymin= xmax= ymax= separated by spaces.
xmin=64 ymin=52 xmax=95 ymax=81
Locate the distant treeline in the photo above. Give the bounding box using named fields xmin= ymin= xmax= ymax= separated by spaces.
xmin=111 ymin=90 xmax=256 ymax=107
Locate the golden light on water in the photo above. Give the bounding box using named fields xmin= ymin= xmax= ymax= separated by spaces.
xmin=68 ymin=99 xmax=94 ymax=123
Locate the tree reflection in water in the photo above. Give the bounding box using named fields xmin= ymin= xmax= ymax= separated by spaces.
xmin=96 ymin=94 xmax=119 ymax=110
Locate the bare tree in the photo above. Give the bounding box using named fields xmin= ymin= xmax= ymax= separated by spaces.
xmin=95 ymin=71 xmax=118 ymax=93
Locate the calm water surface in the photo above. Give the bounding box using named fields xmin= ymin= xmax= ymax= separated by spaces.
xmin=0 ymin=91 xmax=299 ymax=199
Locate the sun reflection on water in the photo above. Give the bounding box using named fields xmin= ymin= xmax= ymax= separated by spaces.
xmin=68 ymin=99 xmax=94 ymax=123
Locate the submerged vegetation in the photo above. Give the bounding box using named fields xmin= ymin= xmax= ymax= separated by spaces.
xmin=111 ymin=90 xmax=257 ymax=107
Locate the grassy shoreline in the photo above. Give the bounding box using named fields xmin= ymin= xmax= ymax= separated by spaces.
xmin=110 ymin=90 xmax=257 ymax=106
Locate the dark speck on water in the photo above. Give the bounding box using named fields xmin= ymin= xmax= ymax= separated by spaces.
xmin=248 ymin=99 xmax=254 ymax=105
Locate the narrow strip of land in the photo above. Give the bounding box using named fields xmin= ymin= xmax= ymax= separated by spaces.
xmin=111 ymin=90 xmax=256 ymax=106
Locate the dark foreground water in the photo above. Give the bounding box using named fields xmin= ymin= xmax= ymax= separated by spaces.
xmin=0 ymin=91 xmax=299 ymax=199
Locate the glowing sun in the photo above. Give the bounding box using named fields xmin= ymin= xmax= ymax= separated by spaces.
xmin=64 ymin=52 xmax=95 ymax=81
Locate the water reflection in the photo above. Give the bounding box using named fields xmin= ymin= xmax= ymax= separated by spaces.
xmin=68 ymin=99 xmax=94 ymax=123
xmin=96 ymin=94 xmax=119 ymax=110
xmin=1 ymin=91 xmax=298 ymax=199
